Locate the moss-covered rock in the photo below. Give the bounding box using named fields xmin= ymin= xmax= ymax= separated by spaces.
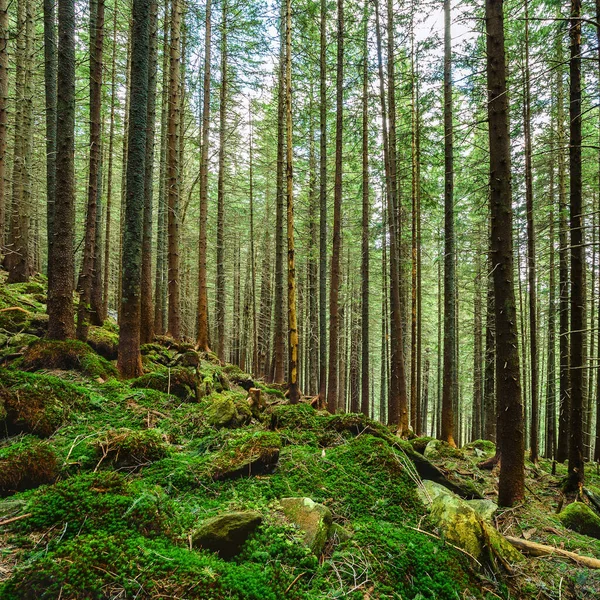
xmin=206 ymin=396 xmax=252 ymax=428
xmin=18 ymin=339 xmax=118 ymax=380
xmin=559 ymin=501 xmax=600 ymax=539
xmin=212 ymin=431 xmax=280 ymax=480
xmin=132 ymin=367 xmax=197 ymax=402
xmin=174 ymin=350 xmax=200 ymax=368
xmin=463 ymin=439 xmax=496 ymax=459
xmin=419 ymin=480 xmax=522 ymax=568
xmin=424 ymin=439 xmax=464 ymax=460
xmin=94 ymin=428 xmax=168 ymax=468
xmin=140 ymin=342 xmax=174 ymax=367
xmin=279 ymin=497 xmax=333 ymax=555
xmin=87 ymin=325 xmax=119 ymax=361
xmin=410 ymin=436 xmax=434 ymax=454
xmin=192 ymin=510 xmax=263 ymax=557
xmin=0 ymin=370 xmax=90 ymax=436
xmin=0 ymin=437 xmax=58 ymax=497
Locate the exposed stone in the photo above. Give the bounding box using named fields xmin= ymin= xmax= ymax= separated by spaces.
xmin=280 ymin=497 xmax=333 ymax=555
xmin=192 ymin=510 xmax=263 ymax=557
xmin=559 ymin=502 xmax=600 ymax=539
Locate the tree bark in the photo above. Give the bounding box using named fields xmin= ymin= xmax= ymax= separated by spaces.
xmin=441 ymin=0 xmax=456 ymax=445
xmin=196 ymin=0 xmax=212 ymax=351
xmin=360 ymin=0 xmax=370 ymax=416
xmin=327 ymin=0 xmax=344 ymax=413
xmin=77 ymin=0 xmax=105 ymax=340
xmin=166 ymin=0 xmax=182 ymax=340
xmin=566 ymin=0 xmax=584 ymax=491
xmin=48 ymin=0 xmax=76 ymax=340
xmin=118 ymin=0 xmax=151 ymax=378
xmin=140 ymin=0 xmax=158 ymax=344
xmin=485 ymin=0 xmax=524 ymax=506
xmin=42 ymin=0 xmax=56 ymax=284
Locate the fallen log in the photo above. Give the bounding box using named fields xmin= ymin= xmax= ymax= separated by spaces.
xmin=505 ymin=535 xmax=600 ymax=569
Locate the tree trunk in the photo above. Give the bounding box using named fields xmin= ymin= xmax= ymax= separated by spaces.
xmin=48 ymin=0 xmax=76 ymax=340
xmin=522 ymin=0 xmax=538 ymax=462
xmin=140 ymin=0 xmax=158 ymax=344
xmin=102 ymin=6 xmax=119 ymax=322
xmin=566 ymin=0 xmax=584 ymax=491
xmin=154 ymin=9 xmax=170 ymax=335
xmin=318 ymin=0 xmax=327 ymax=403
xmin=441 ymin=0 xmax=456 ymax=445
xmin=472 ymin=241 xmax=483 ymax=441
xmin=556 ymin=23 xmax=570 ymax=462
xmin=196 ymin=0 xmax=212 ymax=351
xmin=272 ymin=2 xmax=286 ymax=383
xmin=546 ymin=138 xmax=557 ymax=460
xmin=77 ymin=0 xmax=105 ymax=340
xmin=214 ymin=0 xmax=228 ymax=359
xmin=166 ymin=0 xmax=182 ymax=340
xmin=43 ymin=0 xmax=57 ymax=284
xmin=327 ymin=0 xmax=344 ymax=413
xmin=485 ymin=0 xmax=524 ymax=507
xmin=285 ymin=0 xmax=299 ymax=403
xmin=118 ymin=0 xmax=150 ymax=378
xmin=360 ymin=0 xmax=370 ymax=416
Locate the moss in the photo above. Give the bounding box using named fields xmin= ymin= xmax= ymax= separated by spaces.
xmin=132 ymin=367 xmax=197 ymax=401
xmin=87 ymin=325 xmax=119 ymax=360
xmin=559 ymin=501 xmax=600 ymax=539
xmin=211 ymin=431 xmax=281 ymax=480
xmin=206 ymin=395 xmax=252 ymax=428
xmin=94 ymin=428 xmax=169 ymax=468
xmin=141 ymin=342 xmax=174 ymax=367
xmin=410 ymin=436 xmax=434 ymax=454
xmin=17 ymin=339 xmax=118 ymax=380
xmin=0 ymin=436 xmax=58 ymax=496
xmin=0 ymin=369 xmax=90 ymax=436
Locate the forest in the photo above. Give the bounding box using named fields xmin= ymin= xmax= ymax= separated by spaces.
xmin=1 ymin=0 xmax=600 ymax=596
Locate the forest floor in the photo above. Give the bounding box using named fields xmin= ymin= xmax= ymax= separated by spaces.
xmin=1 ymin=270 xmax=600 ymax=599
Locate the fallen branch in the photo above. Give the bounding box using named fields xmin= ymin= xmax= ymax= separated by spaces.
xmin=0 ymin=513 xmax=32 ymax=527
xmin=505 ymin=535 xmax=600 ymax=569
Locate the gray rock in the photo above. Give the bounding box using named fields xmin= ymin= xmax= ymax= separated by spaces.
xmin=192 ymin=510 xmax=263 ymax=557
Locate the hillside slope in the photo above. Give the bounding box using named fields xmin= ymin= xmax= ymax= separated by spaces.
xmin=1 ymin=273 xmax=600 ymax=599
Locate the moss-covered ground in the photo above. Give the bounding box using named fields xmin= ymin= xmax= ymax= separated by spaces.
xmin=1 ymin=274 xmax=600 ymax=599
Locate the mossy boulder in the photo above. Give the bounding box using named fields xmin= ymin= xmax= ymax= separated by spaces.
xmin=223 ymin=364 xmax=255 ymax=391
xmin=279 ymin=497 xmax=333 ymax=555
xmin=206 ymin=396 xmax=252 ymax=428
xmin=0 ymin=307 xmax=31 ymax=332
xmin=197 ymin=364 xmax=230 ymax=398
xmin=173 ymin=350 xmax=200 ymax=368
xmin=410 ymin=436 xmax=434 ymax=454
xmin=94 ymin=428 xmax=168 ymax=468
xmin=559 ymin=501 xmax=600 ymax=539
xmin=424 ymin=439 xmax=464 ymax=460
xmin=212 ymin=431 xmax=280 ymax=480
xmin=0 ymin=437 xmax=58 ymax=497
xmin=87 ymin=325 xmax=119 ymax=361
xmin=0 ymin=370 xmax=90 ymax=436
xmin=192 ymin=510 xmax=263 ymax=557
xmin=132 ymin=367 xmax=197 ymax=402
xmin=140 ymin=343 xmax=173 ymax=367
xmin=419 ymin=480 xmax=522 ymax=568
xmin=18 ymin=339 xmax=118 ymax=380
xmin=463 ymin=439 xmax=496 ymax=459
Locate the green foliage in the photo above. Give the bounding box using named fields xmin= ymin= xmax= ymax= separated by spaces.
xmin=94 ymin=427 xmax=169 ymax=468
